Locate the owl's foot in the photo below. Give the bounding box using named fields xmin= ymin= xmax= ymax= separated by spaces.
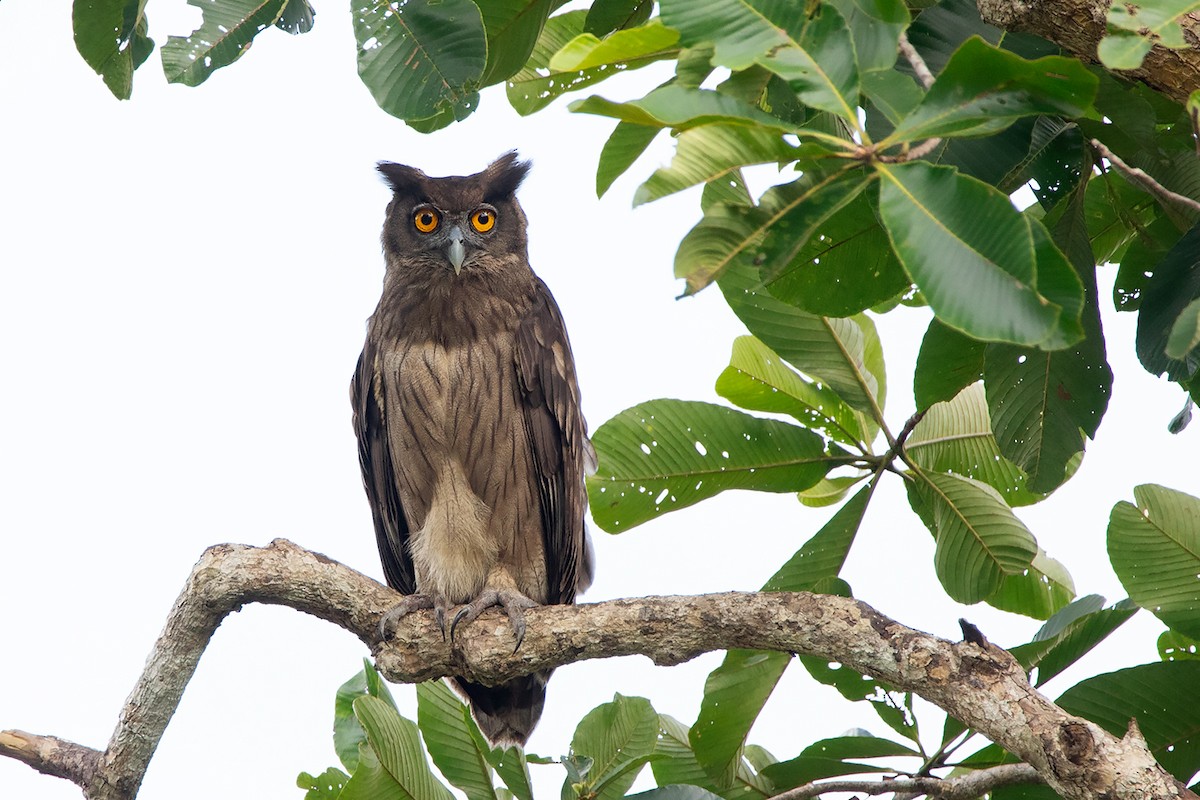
xmin=378 ymin=593 xmax=451 ymax=641
xmin=450 ymin=588 xmax=539 ymax=652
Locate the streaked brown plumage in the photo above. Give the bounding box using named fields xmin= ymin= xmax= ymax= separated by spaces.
xmin=352 ymin=152 xmax=593 ymax=746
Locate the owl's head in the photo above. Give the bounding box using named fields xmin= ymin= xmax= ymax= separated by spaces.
xmin=377 ymin=152 xmax=531 ymax=277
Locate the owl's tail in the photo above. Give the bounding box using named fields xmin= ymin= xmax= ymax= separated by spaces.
xmin=449 ymin=672 xmax=551 ymax=748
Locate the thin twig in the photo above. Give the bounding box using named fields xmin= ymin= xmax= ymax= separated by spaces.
xmin=1091 ymin=138 xmax=1200 ymax=213
xmin=894 ymin=32 xmax=941 ymax=161
xmin=767 ymin=763 xmax=1042 ymax=800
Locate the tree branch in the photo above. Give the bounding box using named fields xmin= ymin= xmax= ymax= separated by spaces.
xmin=1 ymin=539 xmax=1195 ymax=800
xmin=975 ymin=0 xmax=1200 ymax=104
xmin=768 ymin=763 xmax=1042 ymax=800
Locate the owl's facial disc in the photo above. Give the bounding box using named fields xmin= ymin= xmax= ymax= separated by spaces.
xmin=445 ymin=225 xmax=466 ymax=274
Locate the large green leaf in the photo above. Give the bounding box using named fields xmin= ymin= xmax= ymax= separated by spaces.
xmin=478 ymin=0 xmax=554 ymax=85
xmin=715 ymin=336 xmax=867 ymax=448
xmin=347 ymin=695 xmax=455 ymax=800
xmin=690 ymin=486 xmax=873 ymax=789
xmin=906 ymin=383 xmax=1046 ymax=507
xmin=569 ymin=695 xmax=660 ymax=800
xmin=913 ymin=319 xmax=984 ymax=411
xmin=634 ymin=126 xmax=797 ymax=206
xmin=585 ymin=0 xmax=655 ymax=36
xmin=652 ymin=715 xmax=768 ymax=800
xmin=336 ymin=659 xmax=399 ymax=773
xmin=551 ymin=19 xmax=679 ymax=72
xmin=508 ymin=12 xmax=672 ymax=115
xmin=985 ymin=547 xmax=1075 ymax=620
xmin=1137 ymin=222 xmax=1200 ymax=382
xmin=571 ymin=85 xmax=793 ymax=132
xmin=352 ymin=0 xmax=486 ymax=128
xmin=717 ymin=259 xmax=885 ymax=416
xmin=588 ymin=400 xmax=841 ymax=532
xmin=416 ymin=681 xmax=496 ymax=800
xmin=596 ymin=121 xmax=661 ymax=197
xmin=162 ymin=0 xmax=302 ymax=87
xmin=1109 ymin=484 xmax=1200 ymax=639
xmin=908 ymin=471 xmax=1038 ymax=604
xmin=887 ymin=37 xmax=1096 ymax=143
xmin=488 ymin=749 xmax=533 ymax=800
xmin=827 ymin=0 xmax=909 ymax=73
xmin=902 ymin=0 xmax=1001 ymax=76
xmin=759 ymin=186 xmax=909 ymax=318
xmin=1010 ymin=597 xmax=1138 ymax=686
xmin=1166 ymin=297 xmax=1200 ymax=360
xmin=1057 ymin=661 xmax=1200 ymax=781
xmin=760 ymin=735 xmax=916 ymax=791
xmin=877 ymin=161 xmax=1084 ymax=348
xmin=73 ymin=0 xmax=154 ymax=98
xmin=661 ymin=0 xmax=860 ymax=122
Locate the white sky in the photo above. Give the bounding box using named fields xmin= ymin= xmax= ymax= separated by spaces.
xmin=0 ymin=4 xmax=1194 ymax=799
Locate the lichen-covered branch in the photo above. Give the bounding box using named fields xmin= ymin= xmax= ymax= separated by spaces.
xmin=975 ymin=0 xmax=1200 ymax=104
xmin=1 ymin=539 xmax=1195 ymax=800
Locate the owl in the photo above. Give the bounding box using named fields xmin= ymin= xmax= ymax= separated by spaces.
xmin=351 ymin=152 xmax=594 ymax=747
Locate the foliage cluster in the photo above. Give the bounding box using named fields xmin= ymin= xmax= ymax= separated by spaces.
xmin=68 ymin=0 xmax=1200 ymax=796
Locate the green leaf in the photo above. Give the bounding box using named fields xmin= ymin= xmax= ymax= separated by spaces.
xmin=298 ymin=767 xmax=350 ymax=800
xmin=1101 ymin=0 xmax=1200 ymax=69
xmin=986 ymin=548 xmax=1075 ymax=620
xmin=877 ymin=161 xmax=1084 ymax=348
xmin=1113 ymin=217 xmax=1181 ymax=312
xmin=1159 ymin=630 xmax=1200 ymax=661
xmin=662 ymin=0 xmax=860 ymax=123
xmin=1138 ymin=223 xmax=1200 ymax=382
xmin=862 ymin=69 xmax=924 ymax=127
xmin=909 ymin=471 xmax=1038 ymax=604
xmin=702 ymin=171 xmax=754 ymax=211
xmin=569 ymin=695 xmax=659 ymax=800
xmin=478 ymin=0 xmax=554 ymax=85
xmin=652 ymin=716 xmax=768 ymax=800
xmin=627 ymin=787 xmax=727 ymax=800
xmin=913 ymin=320 xmax=984 ymax=411
xmin=596 ymin=121 xmax=660 ymax=197
xmin=352 ymin=0 xmax=486 ymax=126
xmin=585 ymin=0 xmax=655 ymax=36
xmin=416 ymin=681 xmax=497 ymax=800
xmin=336 ymin=659 xmax=399 ymax=773
xmin=634 ymin=126 xmax=797 ymax=206
xmin=827 ymin=0 xmax=909 ymax=73
xmin=691 ymin=651 xmax=789 ymax=789
xmin=588 ymin=400 xmax=841 ymax=532
xmin=1010 ymin=598 xmax=1138 ymax=686
xmin=1166 ymin=297 xmax=1200 ymax=360
xmin=1109 ymin=484 xmax=1200 ymax=639
xmin=73 ymin=0 xmax=154 ymax=99
xmin=348 ymin=695 xmax=455 ymax=800
xmin=275 ymin=0 xmax=314 ymax=34
xmin=797 ymin=476 xmax=864 ymax=508
xmin=764 ymin=483 xmax=874 ymax=591
xmin=759 ymin=184 xmax=911 ymax=317
xmin=551 ymin=19 xmax=679 ymax=71
xmin=906 ymin=383 xmax=1045 ymax=507
xmin=508 ymin=12 xmax=672 ymax=115
xmin=162 ymin=0 xmax=296 ymax=87
xmin=887 ymin=38 xmax=1096 ymax=143
xmin=571 ymin=84 xmax=794 ymax=131
xmin=903 ymin=0 xmax=1000 ymax=76
xmin=1057 ymin=661 xmax=1200 ymax=781
xmin=761 ymin=735 xmax=918 ymax=791
xmin=715 ymin=336 xmax=866 ymax=448
xmin=717 ymin=259 xmax=885 ymax=416
xmin=488 ymin=749 xmax=533 ymax=800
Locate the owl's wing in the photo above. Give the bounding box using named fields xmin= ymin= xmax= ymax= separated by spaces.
xmin=352 ymin=339 xmax=416 ymax=595
xmin=516 ymin=278 xmax=593 ymax=606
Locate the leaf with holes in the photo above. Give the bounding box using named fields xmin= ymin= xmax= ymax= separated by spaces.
xmin=162 ymin=0 xmax=302 ymax=87
xmin=73 ymin=0 xmax=154 ymax=98
xmin=715 ymin=336 xmax=866 ymax=448
xmin=551 ymin=18 xmax=679 ymax=72
xmin=352 ymin=0 xmax=485 ymax=127
xmin=1138 ymin=223 xmax=1200 ymax=381
xmin=588 ymin=400 xmax=842 ymax=532
xmin=986 ymin=547 xmax=1075 ymax=620
xmin=1109 ymin=484 xmax=1200 ymax=639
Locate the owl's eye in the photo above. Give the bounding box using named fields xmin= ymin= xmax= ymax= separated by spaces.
xmin=470 ymin=207 xmax=497 ymax=233
xmin=412 ymin=207 xmax=440 ymax=233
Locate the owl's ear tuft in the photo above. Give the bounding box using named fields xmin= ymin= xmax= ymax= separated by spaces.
xmin=483 ymin=151 xmax=531 ymax=202
xmin=377 ymin=162 xmax=427 ymax=196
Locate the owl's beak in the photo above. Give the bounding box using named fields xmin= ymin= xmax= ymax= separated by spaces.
xmin=446 ymin=225 xmax=466 ymax=275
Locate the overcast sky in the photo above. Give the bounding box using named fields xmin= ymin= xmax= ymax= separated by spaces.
xmin=0 ymin=4 xmax=1194 ymax=800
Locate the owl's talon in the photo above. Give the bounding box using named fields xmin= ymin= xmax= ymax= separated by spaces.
xmin=450 ymin=588 xmax=538 ymax=650
xmin=378 ymin=594 xmax=437 ymax=641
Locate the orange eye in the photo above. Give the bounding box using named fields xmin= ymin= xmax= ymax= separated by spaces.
xmin=413 ymin=207 xmax=440 ymax=233
xmin=470 ymin=207 xmax=496 ymax=233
